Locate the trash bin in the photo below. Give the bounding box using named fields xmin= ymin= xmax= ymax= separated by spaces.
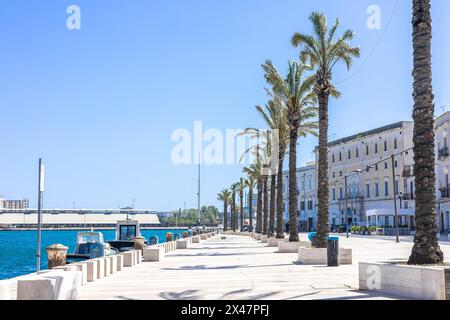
xmin=327 ymin=236 xmax=339 ymax=267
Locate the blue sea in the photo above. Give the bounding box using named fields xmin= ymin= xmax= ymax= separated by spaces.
xmin=0 ymin=229 xmax=187 ymax=280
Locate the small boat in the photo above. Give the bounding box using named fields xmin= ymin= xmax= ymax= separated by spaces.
xmin=107 ymin=220 xmax=148 ymax=252
xmin=67 ymin=231 xmax=119 ymax=262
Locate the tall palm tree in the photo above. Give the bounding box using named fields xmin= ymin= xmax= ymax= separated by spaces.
xmin=217 ymin=189 xmax=231 ymax=231
xmin=408 ymin=0 xmax=443 ymax=265
xmin=254 ymin=97 xmax=289 ymax=239
xmin=230 ymin=183 xmax=239 ymax=232
xmin=243 ymin=162 xmax=263 ymax=233
xmin=291 ymin=12 xmax=360 ymax=247
xmin=238 ymin=178 xmax=245 ymax=231
xmin=244 ymin=175 xmax=256 ymax=232
xmin=262 ymin=175 xmax=269 ymax=235
xmin=263 ymin=60 xmax=318 ymax=242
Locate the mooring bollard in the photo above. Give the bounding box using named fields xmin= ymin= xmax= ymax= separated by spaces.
xmin=46 ymin=244 xmax=68 ymax=269
xmin=166 ymin=232 xmax=173 ymax=242
xmin=183 ymin=231 xmax=189 ymax=238
xmin=327 ymin=237 xmax=339 ymax=267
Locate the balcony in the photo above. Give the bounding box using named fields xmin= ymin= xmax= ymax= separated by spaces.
xmin=402 ymin=165 xmax=414 ymax=177
xmin=439 ymin=147 xmax=450 ymax=159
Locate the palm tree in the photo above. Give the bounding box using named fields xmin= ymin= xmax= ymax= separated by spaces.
xmin=217 ymin=189 xmax=231 ymax=231
xmin=254 ymin=97 xmax=289 ymax=239
xmin=243 ymin=163 xmax=263 ymax=233
xmin=291 ymin=12 xmax=360 ymax=247
xmin=238 ymin=178 xmax=245 ymax=231
xmin=408 ymin=0 xmax=443 ymax=265
xmin=262 ymin=175 xmax=269 ymax=235
xmin=230 ymin=183 xmax=239 ymax=232
xmin=244 ymin=175 xmax=256 ymax=232
xmin=268 ymin=174 xmax=276 ymax=237
xmin=263 ymin=60 xmax=318 ymax=242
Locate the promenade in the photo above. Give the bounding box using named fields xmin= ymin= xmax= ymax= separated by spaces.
xmin=76 ymin=233 xmax=450 ymax=300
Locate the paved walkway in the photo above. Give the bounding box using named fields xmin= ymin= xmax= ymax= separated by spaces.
xmin=78 ymin=233 xmax=450 ymax=300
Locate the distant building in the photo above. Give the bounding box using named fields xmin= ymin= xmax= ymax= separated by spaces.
xmin=435 ymin=112 xmax=450 ymax=234
xmin=0 ymin=197 xmax=30 ymax=210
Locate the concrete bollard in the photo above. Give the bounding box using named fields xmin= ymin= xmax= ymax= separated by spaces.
xmin=123 ymin=252 xmax=134 ymax=267
xmin=200 ymin=234 xmax=207 ymax=240
xmin=192 ymin=236 xmax=200 ymax=243
xmin=94 ymin=258 xmax=105 ymax=279
xmin=85 ymin=260 xmax=98 ymax=282
xmin=0 ymin=280 xmax=10 ymax=300
xmin=17 ymin=278 xmax=56 ymax=300
xmin=53 ymin=264 xmax=87 ymax=286
xmin=143 ymin=247 xmax=165 ymax=262
xmin=46 ymin=244 xmax=68 ymax=269
xmin=176 ymin=239 xmax=189 ymax=249
xmin=103 ymin=257 xmax=111 ymax=277
xmin=116 ymin=254 xmax=124 ymax=271
xmin=72 ymin=263 xmax=88 ymax=285
xmin=133 ymin=236 xmax=146 ymax=254
xmin=109 ymin=255 xmax=118 ymax=273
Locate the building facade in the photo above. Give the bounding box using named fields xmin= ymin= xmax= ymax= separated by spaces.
xmin=435 ymin=112 xmax=450 ymax=234
xmin=282 ymin=162 xmax=317 ymax=232
xmin=0 ymin=197 xmax=30 ymax=210
xmin=322 ymin=121 xmax=416 ymax=230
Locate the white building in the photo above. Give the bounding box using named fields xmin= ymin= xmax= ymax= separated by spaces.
xmin=323 ymin=121 xmax=416 ymax=231
xmin=282 ymin=162 xmax=317 ymax=232
xmin=435 ymin=111 xmax=450 ymax=234
xmin=0 ymin=197 xmax=29 ymax=210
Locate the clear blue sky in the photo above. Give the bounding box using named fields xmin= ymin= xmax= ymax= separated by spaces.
xmin=0 ymin=0 xmax=449 ymax=211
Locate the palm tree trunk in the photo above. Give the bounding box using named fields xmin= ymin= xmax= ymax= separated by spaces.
xmin=223 ymin=201 xmax=228 ymax=231
xmin=249 ymin=188 xmax=253 ymax=232
xmin=240 ymin=190 xmax=244 ymax=231
xmin=408 ymin=0 xmax=443 ymax=265
xmin=288 ymin=127 xmax=299 ymax=242
xmin=231 ymin=192 xmax=236 ymax=232
xmin=256 ymin=180 xmax=263 ymax=233
xmin=269 ymin=174 xmax=276 ymax=237
xmin=263 ymin=177 xmax=269 ymax=235
xmin=316 ymin=90 xmax=330 ymax=248
xmin=276 ymin=152 xmax=285 ymax=238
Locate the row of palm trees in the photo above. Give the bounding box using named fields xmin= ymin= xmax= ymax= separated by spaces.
xmin=219 ymin=1 xmax=443 ymax=266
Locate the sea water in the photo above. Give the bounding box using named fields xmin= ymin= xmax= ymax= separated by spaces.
xmin=0 ymin=229 xmax=187 ymax=280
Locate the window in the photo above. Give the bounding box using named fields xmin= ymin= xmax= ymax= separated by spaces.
xmin=366 ymin=184 xmax=370 ymax=198
xmin=366 ymin=145 xmax=369 ymax=156
xmin=384 ymin=162 xmax=388 ymax=170
xmin=332 ymin=154 xmax=335 ymax=163
xmin=395 ymin=180 xmax=399 ymax=195
xmin=356 ymin=148 xmax=359 ymax=158
xmin=300 ymin=201 xmax=305 ymax=210
xmin=332 ymin=189 xmax=336 ymax=201
xmin=348 ymin=150 xmax=351 ymax=159
xmin=339 ymin=152 xmax=342 ymax=161
xmin=375 ymin=183 xmax=379 ymax=197
xmin=395 ymin=160 xmax=398 ymax=168
xmin=375 ymin=143 xmax=378 ymax=154
xmin=375 ymin=164 xmax=378 ymax=171
xmin=339 ymin=171 xmax=343 ymax=177
xmin=394 ymin=138 xmax=398 ymax=149
xmin=384 ymin=182 xmax=389 ymax=196
xmin=339 ymin=188 xmax=343 ymax=200
xmin=308 ymin=200 xmax=313 ymax=210
xmin=384 ymin=141 xmax=388 ymax=152
xmin=332 ymin=172 xmax=335 ymax=178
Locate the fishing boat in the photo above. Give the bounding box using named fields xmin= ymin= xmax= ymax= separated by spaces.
xmin=107 ymin=219 xmax=148 ymax=252
xmin=67 ymin=231 xmax=119 ymax=262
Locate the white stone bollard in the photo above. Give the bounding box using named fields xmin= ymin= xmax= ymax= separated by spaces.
xmin=261 ymin=235 xmax=268 ymax=243
xmin=109 ymin=255 xmax=118 ymax=273
xmin=53 ymin=264 xmax=87 ymax=286
xmin=85 ymin=260 xmax=98 ymax=282
xmin=116 ymin=254 xmax=124 ymax=271
xmin=143 ymin=247 xmax=165 ymax=262
xmin=192 ymin=236 xmax=200 ymax=243
xmin=103 ymin=256 xmax=111 ymax=277
xmin=17 ymin=278 xmax=56 ymax=300
xmin=0 ymin=280 xmax=10 ymax=300
xmin=200 ymin=234 xmax=207 ymax=240
xmin=123 ymin=252 xmax=135 ymax=267
xmin=176 ymin=239 xmax=189 ymax=249
xmin=94 ymin=258 xmax=105 ymax=279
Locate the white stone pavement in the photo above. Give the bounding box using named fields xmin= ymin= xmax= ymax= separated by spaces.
xmin=76 ymin=234 xmax=450 ymax=300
